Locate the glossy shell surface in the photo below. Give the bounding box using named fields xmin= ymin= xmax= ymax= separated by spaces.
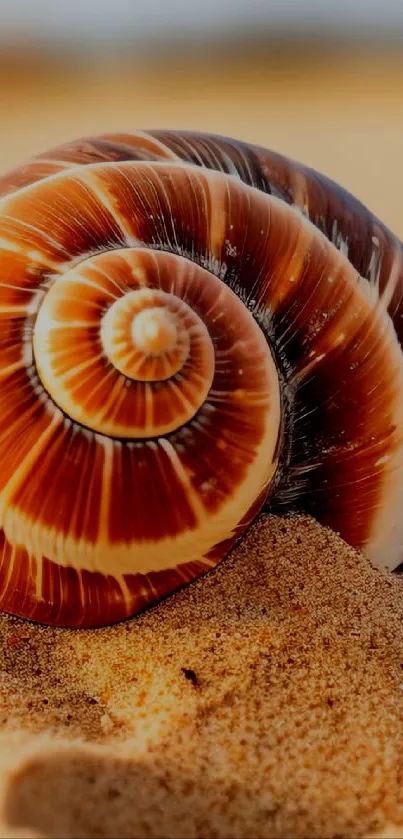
xmin=0 ymin=129 xmax=402 ymax=627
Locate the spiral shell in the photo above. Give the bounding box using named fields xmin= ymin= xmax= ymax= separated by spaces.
xmin=0 ymin=129 xmax=402 ymax=627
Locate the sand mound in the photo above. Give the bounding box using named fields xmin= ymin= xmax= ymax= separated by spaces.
xmin=0 ymin=515 xmax=402 ymax=838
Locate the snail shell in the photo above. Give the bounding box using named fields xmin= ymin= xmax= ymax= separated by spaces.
xmin=0 ymin=129 xmax=402 ymax=627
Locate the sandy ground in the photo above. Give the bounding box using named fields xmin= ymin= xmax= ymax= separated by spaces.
xmin=0 ymin=516 xmax=401 ymax=838
xmin=0 ymin=45 xmax=403 ymax=839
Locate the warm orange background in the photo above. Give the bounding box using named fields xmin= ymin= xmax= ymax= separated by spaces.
xmin=0 ymin=45 xmax=402 ymax=238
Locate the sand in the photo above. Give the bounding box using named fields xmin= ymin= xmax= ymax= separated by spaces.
xmin=0 ymin=515 xmax=401 ymax=838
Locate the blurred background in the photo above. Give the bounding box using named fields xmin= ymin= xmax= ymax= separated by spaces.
xmin=0 ymin=0 xmax=403 ymax=236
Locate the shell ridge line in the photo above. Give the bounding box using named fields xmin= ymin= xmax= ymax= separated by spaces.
xmin=77 ymin=167 xmax=138 ymax=245
xmin=130 ymin=164 xmax=179 ymax=252
xmin=126 ymin=130 xmax=181 ymax=161
xmin=0 ymin=212 xmax=71 ymax=258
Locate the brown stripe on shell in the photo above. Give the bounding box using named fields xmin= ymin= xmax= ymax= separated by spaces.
xmin=0 ymin=132 xmax=179 ymax=199
xmin=0 ymin=530 xmax=212 ymax=628
xmin=0 ymin=161 xmax=72 ymax=200
xmin=0 ymin=249 xmax=51 ymax=306
xmin=33 ymin=133 xmax=179 ymax=166
xmin=0 ymin=375 xmax=62 ymax=496
xmin=8 ymin=423 xmax=105 ymax=544
xmin=2 ymin=174 xmax=127 ymax=260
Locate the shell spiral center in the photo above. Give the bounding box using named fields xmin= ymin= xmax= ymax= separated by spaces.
xmin=100 ymin=288 xmax=194 ymax=382
xmin=33 ymin=250 xmax=219 ymax=439
xmin=130 ymin=303 xmax=178 ymax=357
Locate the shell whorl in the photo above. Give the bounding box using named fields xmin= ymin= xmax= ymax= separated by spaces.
xmin=0 ymin=129 xmax=403 ymax=627
xmin=33 ymin=250 xmax=221 ymax=438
